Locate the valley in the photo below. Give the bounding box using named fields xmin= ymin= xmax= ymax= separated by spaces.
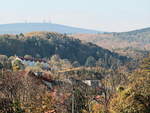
xmin=0 ymin=27 xmax=149 ymax=113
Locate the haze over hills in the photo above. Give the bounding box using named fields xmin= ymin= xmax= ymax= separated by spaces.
xmin=71 ymin=27 xmax=150 ymax=58
xmin=0 ymin=23 xmax=102 ymax=34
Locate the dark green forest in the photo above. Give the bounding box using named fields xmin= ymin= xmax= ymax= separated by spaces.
xmin=0 ymin=32 xmax=130 ymax=67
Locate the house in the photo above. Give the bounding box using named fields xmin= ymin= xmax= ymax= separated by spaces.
xmin=82 ymin=80 xmax=102 ymax=88
xmin=14 ymin=56 xmax=50 ymax=70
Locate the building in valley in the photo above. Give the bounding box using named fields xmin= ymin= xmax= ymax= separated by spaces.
xmin=13 ymin=56 xmax=50 ymax=70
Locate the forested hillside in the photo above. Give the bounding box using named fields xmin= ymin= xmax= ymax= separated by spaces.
xmin=71 ymin=27 xmax=150 ymax=58
xmin=116 ymin=27 xmax=150 ymax=43
xmin=0 ymin=32 xmax=128 ymax=66
xmin=0 ymin=32 xmax=129 ymax=68
xmin=0 ymin=31 xmax=149 ymax=113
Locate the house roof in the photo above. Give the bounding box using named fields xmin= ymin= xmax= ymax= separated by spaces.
xmin=17 ymin=56 xmax=47 ymax=63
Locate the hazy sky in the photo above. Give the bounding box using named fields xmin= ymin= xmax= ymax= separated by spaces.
xmin=0 ymin=0 xmax=150 ymax=32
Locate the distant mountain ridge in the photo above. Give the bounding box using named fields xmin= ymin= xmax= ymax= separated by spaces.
xmin=118 ymin=27 xmax=150 ymax=34
xmin=0 ymin=23 xmax=102 ymax=34
xmin=71 ymin=27 xmax=150 ymax=58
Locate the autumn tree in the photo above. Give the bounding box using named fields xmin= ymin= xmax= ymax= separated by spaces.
xmin=109 ymin=57 xmax=150 ymax=113
xmin=0 ymin=55 xmax=11 ymax=69
xmin=85 ymin=56 xmax=96 ymax=67
xmin=12 ymin=59 xmax=24 ymax=71
xmin=140 ymin=55 xmax=150 ymax=72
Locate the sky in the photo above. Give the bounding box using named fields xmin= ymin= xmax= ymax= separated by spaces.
xmin=0 ymin=0 xmax=150 ymax=32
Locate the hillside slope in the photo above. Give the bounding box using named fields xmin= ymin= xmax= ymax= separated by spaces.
xmin=0 ymin=23 xmax=102 ymax=34
xmin=71 ymin=27 xmax=150 ymax=58
xmin=0 ymin=32 xmax=129 ymax=68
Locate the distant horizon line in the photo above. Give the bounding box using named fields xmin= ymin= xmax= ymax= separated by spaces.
xmin=0 ymin=22 xmax=149 ymax=33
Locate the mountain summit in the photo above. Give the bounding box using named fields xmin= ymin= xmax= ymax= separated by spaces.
xmin=0 ymin=23 xmax=102 ymax=34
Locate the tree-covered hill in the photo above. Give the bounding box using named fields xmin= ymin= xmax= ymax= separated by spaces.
xmin=0 ymin=32 xmax=130 ymax=67
xmin=71 ymin=27 xmax=150 ymax=58
xmin=115 ymin=27 xmax=150 ymax=44
xmin=71 ymin=27 xmax=150 ymax=48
